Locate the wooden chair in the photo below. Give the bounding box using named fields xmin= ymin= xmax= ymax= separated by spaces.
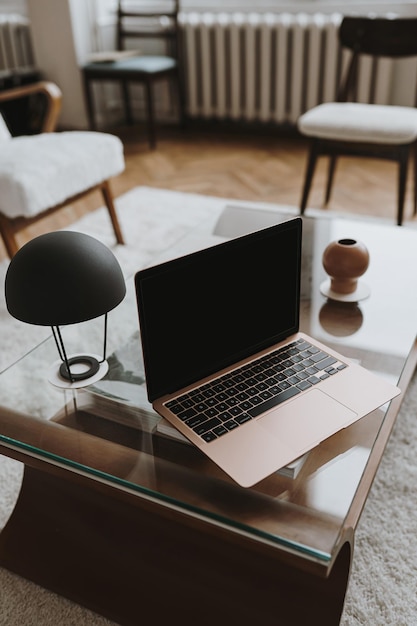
xmin=0 ymin=81 xmax=125 ymax=258
xmin=82 ymin=0 xmax=184 ymax=149
xmin=298 ymin=16 xmax=417 ymax=225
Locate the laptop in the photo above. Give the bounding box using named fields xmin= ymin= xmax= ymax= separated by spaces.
xmin=135 ymin=217 xmax=400 ymax=487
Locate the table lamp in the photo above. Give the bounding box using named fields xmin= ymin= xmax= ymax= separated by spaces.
xmin=5 ymin=231 xmax=126 ymax=388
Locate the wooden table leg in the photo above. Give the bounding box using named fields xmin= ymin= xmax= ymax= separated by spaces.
xmin=0 ymin=464 xmax=352 ymax=626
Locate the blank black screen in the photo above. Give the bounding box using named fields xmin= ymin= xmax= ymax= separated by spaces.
xmin=136 ymin=218 xmax=302 ymax=401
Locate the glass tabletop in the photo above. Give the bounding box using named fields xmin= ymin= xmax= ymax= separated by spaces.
xmin=1 ymin=207 xmax=416 ymax=567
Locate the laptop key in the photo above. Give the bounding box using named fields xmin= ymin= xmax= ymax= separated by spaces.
xmin=296 ymin=380 xmax=312 ymax=391
xmin=235 ymin=413 xmax=252 ymax=425
xmin=194 ymin=417 xmax=221 ymax=435
xmin=216 ymin=402 xmax=229 ymax=412
xmin=248 ymin=386 xmax=300 ymax=418
xmin=287 ymin=347 xmax=299 ymax=356
xmin=201 ymin=431 xmax=217 ymax=442
xmin=186 ymin=414 xmax=210 ymax=428
xmin=315 ymin=356 xmax=338 ymax=370
xmin=216 ymin=392 xmax=229 ymax=402
xmin=177 ymin=407 xmax=197 ymax=421
xmin=310 ymin=351 xmax=333 ymax=364
xmin=166 ymin=402 xmax=183 ymax=415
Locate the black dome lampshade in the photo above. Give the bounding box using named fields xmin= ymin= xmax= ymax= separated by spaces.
xmin=5 ymin=231 xmax=126 ymax=387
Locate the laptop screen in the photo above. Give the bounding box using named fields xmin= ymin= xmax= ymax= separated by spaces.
xmin=135 ymin=218 xmax=302 ymax=402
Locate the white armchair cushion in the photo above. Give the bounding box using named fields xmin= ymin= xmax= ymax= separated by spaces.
xmin=298 ymin=102 xmax=417 ymax=145
xmin=0 ymin=131 xmax=124 ymax=219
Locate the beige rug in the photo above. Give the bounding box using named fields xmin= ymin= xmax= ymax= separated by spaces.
xmin=0 ymin=186 xmax=416 ymax=625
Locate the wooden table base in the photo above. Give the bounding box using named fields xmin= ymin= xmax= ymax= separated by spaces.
xmin=0 ymin=464 xmax=352 ymax=625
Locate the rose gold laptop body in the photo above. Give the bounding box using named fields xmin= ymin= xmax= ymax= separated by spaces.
xmin=135 ymin=218 xmax=400 ymax=487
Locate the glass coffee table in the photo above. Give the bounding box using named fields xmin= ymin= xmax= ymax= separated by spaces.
xmin=0 ymin=207 xmax=416 ymax=625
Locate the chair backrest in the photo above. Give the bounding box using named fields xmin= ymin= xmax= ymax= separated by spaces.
xmin=337 ymin=16 xmax=417 ymax=103
xmin=0 ymin=114 xmax=11 ymax=140
xmin=116 ymin=0 xmax=180 ymax=59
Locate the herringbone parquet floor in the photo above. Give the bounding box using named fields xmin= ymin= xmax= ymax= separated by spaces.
xmin=114 ymin=125 xmax=416 ymax=218
xmin=5 ymin=125 xmax=416 ymax=260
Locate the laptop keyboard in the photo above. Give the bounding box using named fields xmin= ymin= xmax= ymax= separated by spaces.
xmin=165 ymin=338 xmax=347 ymax=443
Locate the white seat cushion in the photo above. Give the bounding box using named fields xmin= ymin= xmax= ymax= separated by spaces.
xmin=0 ymin=131 xmax=124 ymax=219
xmin=298 ymin=102 xmax=417 ymax=145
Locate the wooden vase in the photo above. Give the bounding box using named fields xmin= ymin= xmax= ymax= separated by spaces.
xmin=322 ymin=239 xmax=370 ymax=295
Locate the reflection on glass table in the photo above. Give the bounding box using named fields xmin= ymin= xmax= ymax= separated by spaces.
xmin=0 ymin=207 xmax=416 ymax=626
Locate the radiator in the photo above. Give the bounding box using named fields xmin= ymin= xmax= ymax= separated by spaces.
xmin=0 ymin=14 xmax=34 ymax=72
xmin=180 ymin=12 xmax=394 ymax=123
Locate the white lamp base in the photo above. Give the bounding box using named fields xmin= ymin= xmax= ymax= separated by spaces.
xmin=48 ymin=353 xmax=109 ymax=389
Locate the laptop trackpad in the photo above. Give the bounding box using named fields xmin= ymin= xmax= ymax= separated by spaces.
xmin=259 ymin=389 xmax=357 ymax=452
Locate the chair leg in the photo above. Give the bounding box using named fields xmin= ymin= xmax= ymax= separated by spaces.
xmin=175 ymin=70 xmax=186 ymax=130
xmin=397 ymin=148 xmax=409 ymax=226
xmin=121 ymin=81 xmax=133 ymax=125
xmin=0 ymin=214 xmax=19 ymax=258
xmin=100 ymin=181 xmax=125 ymax=245
xmin=83 ymin=75 xmax=97 ymax=131
xmin=413 ymin=143 xmax=417 ymax=216
xmin=325 ymin=157 xmax=337 ymax=205
xmin=144 ymin=80 xmax=156 ymax=149
xmin=300 ymin=141 xmax=319 ymax=215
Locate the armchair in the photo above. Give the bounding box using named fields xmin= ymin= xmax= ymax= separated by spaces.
xmin=0 ymin=81 xmax=125 ymax=258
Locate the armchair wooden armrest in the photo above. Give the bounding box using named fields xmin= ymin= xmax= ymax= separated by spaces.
xmin=0 ymin=79 xmax=125 ymax=259
xmin=0 ymin=81 xmax=62 ymax=132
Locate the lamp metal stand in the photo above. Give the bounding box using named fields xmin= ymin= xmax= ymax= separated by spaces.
xmin=51 ymin=313 xmax=108 ymax=383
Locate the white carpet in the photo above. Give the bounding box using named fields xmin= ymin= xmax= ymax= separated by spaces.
xmin=0 ymin=186 xmax=416 ymax=625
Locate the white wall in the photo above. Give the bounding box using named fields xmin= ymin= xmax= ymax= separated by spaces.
xmin=16 ymin=0 xmax=417 ymax=128
xmin=0 ymin=0 xmax=27 ymax=13
xmin=26 ymin=0 xmax=91 ymax=128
